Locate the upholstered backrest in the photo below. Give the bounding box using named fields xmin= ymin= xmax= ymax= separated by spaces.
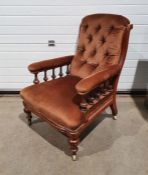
xmin=70 ymin=14 xmax=130 ymax=78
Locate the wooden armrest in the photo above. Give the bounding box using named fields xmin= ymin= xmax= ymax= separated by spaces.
xmin=28 ymin=55 xmax=74 ymax=73
xmin=75 ymin=64 xmax=121 ymax=95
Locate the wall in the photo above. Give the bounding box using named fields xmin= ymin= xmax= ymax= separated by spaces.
xmin=0 ymin=0 xmax=148 ymax=91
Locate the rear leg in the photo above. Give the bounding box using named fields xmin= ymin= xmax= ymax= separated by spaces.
xmin=110 ymin=100 xmax=118 ymax=120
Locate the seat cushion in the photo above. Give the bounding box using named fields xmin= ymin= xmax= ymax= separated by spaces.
xmin=20 ymin=75 xmax=83 ymax=129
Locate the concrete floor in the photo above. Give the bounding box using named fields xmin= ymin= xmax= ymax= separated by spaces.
xmin=0 ymin=95 xmax=148 ymax=175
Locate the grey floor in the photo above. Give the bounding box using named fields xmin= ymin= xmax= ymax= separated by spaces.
xmin=0 ymin=95 xmax=148 ymax=175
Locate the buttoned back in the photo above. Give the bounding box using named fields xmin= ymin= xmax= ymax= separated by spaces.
xmin=70 ymin=14 xmax=130 ymax=78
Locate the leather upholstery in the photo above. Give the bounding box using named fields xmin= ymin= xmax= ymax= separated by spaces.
xmin=70 ymin=14 xmax=129 ymax=78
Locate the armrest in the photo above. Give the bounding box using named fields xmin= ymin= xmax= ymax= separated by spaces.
xmin=75 ymin=64 xmax=121 ymax=95
xmin=28 ymin=55 xmax=74 ymax=73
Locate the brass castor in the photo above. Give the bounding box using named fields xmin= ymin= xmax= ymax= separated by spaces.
xmin=72 ymin=155 xmax=77 ymax=161
xmin=113 ymin=115 xmax=118 ymax=120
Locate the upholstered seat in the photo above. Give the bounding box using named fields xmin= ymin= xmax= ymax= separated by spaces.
xmin=21 ymin=75 xmax=82 ymax=129
xmin=21 ymin=75 xmax=113 ymax=129
xmin=20 ymin=14 xmax=133 ymax=161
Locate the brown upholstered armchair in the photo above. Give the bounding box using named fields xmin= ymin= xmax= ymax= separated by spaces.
xmin=20 ymin=14 xmax=133 ymax=160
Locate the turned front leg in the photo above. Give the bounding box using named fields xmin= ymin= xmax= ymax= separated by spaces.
xmin=24 ymin=108 xmax=32 ymax=126
xmin=23 ymin=102 xmax=32 ymax=126
xmin=68 ymin=134 xmax=80 ymax=161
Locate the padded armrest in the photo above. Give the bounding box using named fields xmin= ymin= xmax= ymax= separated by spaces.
xmin=28 ymin=55 xmax=74 ymax=73
xmin=75 ymin=64 xmax=121 ymax=95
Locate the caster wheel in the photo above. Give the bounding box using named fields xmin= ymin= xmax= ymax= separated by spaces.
xmin=72 ymin=155 xmax=77 ymax=161
xmin=113 ymin=115 xmax=118 ymax=120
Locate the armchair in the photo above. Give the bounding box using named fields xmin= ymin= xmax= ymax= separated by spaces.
xmin=20 ymin=14 xmax=133 ymax=160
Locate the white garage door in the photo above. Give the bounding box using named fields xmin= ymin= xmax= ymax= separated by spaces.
xmin=0 ymin=0 xmax=148 ymax=91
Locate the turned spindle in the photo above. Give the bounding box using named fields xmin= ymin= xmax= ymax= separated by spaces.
xmin=80 ymin=96 xmax=88 ymax=112
xmin=101 ymin=83 xmax=107 ymax=95
xmin=87 ymin=94 xmax=95 ymax=105
xmin=66 ymin=64 xmax=70 ymax=75
xmin=43 ymin=70 xmax=48 ymax=82
xmin=107 ymin=84 xmax=113 ymax=91
xmin=33 ymin=73 xmax=40 ymax=84
xmin=51 ymin=68 xmax=56 ymax=79
xmin=105 ymin=80 xmax=109 ymax=89
xmin=106 ymin=79 xmax=113 ymax=91
xmin=94 ymin=90 xmax=100 ymax=98
xmin=59 ymin=66 xmax=63 ymax=77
